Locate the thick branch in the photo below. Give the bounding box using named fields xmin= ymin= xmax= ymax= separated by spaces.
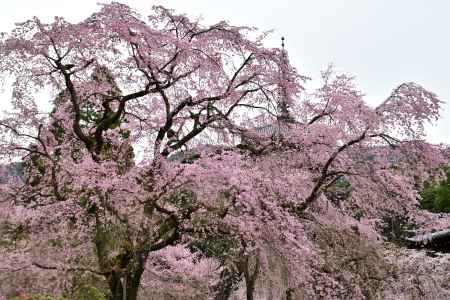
xmin=297 ymin=131 xmax=367 ymax=211
xmin=32 ymin=261 xmax=109 ymax=277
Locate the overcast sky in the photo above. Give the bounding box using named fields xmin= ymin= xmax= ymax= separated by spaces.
xmin=1 ymin=0 xmax=449 ymax=143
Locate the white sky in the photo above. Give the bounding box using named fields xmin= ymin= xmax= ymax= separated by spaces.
xmin=1 ymin=0 xmax=449 ymax=144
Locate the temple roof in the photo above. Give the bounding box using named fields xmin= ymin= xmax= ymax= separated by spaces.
xmin=406 ymin=228 xmax=450 ymax=252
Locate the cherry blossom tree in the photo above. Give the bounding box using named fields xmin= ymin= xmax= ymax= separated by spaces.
xmin=0 ymin=2 xmax=446 ymax=300
xmin=0 ymin=3 xmax=303 ymax=299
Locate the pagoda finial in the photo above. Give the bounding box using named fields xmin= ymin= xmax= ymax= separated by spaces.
xmin=281 ymin=36 xmax=285 ymax=51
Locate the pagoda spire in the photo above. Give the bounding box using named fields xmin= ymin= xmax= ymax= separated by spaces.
xmin=277 ymin=36 xmax=294 ymax=123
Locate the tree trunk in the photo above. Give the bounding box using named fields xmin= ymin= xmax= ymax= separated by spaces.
xmin=107 ymin=259 xmax=146 ymax=300
xmin=286 ymin=288 xmax=294 ymax=300
xmin=107 ymin=273 xmax=123 ymax=300
xmin=243 ymin=256 xmax=260 ymax=300
xmin=124 ymin=265 xmax=146 ymax=300
xmin=245 ymin=276 xmax=257 ymax=300
xmin=94 ymin=224 xmax=148 ymax=300
xmin=214 ymin=265 xmax=242 ymax=300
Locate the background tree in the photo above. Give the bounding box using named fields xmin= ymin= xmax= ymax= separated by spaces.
xmin=420 ymin=165 xmax=450 ymax=213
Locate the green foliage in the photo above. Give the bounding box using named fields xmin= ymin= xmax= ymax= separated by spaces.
xmin=377 ymin=211 xmax=416 ymax=247
xmin=80 ymin=102 xmax=100 ymax=126
xmin=189 ymin=231 xmax=237 ymax=262
xmin=50 ymin=121 xmax=66 ymax=145
xmin=9 ymin=282 xmax=106 ymax=300
xmin=169 ymin=189 xmax=196 ymax=206
xmin=48 ymin=238 xmax=64 ymax=248
xmin=0 ymin=222 xmax=26 ymax=247
xmin=86 ymin=137 xmax=97 ymax=151
xmin=72 ymin=285 xmax=107 ymax=300
xmin=120 ymin=129 xmax=130 ymax=139
xmin=420 ymin=166 xmax=450 ymax=213
xmin=352 ymin=209 xmax=365 ymax=221
xmin=334 ymin=177 xmax=352 ymax=189
xmin=10 ymin=295 xmax=67 ymax=300
xmin=79 ymin=195 xmax=98 ymax=216
xmin=31 ymin=154 xmax=46 ymax=175
xmin=325 ymin=177 xmax=352 ymax=206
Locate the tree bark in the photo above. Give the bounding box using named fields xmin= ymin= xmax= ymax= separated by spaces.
xmin=94 ymin=222 xmax=148 ymax=300
xmin=242 ymin=256 xmax=260 ymax=300
xmin=106 ymin=255 xmax=147 ymax=300
xmin=214 ymin=265 xmax=241 ymax=300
